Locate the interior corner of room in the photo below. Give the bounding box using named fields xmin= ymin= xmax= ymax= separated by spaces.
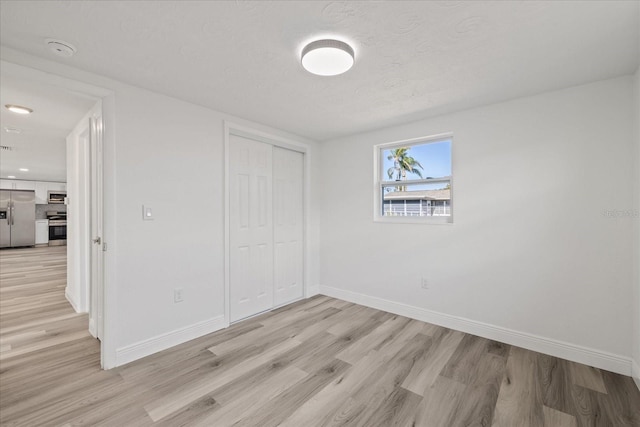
xmin=0 ymin=1 xmax=638 ymax=425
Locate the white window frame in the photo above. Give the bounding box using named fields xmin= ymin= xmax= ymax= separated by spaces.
xmin=373 ymin=132 xmax=453 ymax=224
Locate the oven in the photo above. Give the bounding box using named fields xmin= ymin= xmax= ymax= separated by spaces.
xmin=48 ymin=221 xmax=67 ymax=246
xmin=47 ymin=211 xmax=67 ymax=246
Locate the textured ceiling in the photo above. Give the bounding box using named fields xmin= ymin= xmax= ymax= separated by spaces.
xmin=0 ymin=1 xmax=638 ymax=142
xmin=0 ymin=74 xmax=96 ymax=181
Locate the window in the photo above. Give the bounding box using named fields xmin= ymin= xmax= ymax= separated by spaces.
xmin=374 ymin=134 xmax=452 ymax=223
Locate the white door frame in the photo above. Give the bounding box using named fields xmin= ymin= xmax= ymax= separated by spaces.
xmin=67 ymin=102 xmax=102 ymax=339
xmin=1 ymin=60 xmax=117 ymax=369
xmin=89 ymin=113 xmax=105 ymax=341
xmin=224 ymin=121 xmax=311 ymax=326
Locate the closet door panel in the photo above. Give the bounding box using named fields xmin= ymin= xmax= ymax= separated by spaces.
xmin=273 ymin=147 xmax=304 ymax=306
xmin=229 ymin=135 xmax=274 ymax=322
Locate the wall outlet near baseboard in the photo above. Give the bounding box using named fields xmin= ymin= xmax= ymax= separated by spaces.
xmin=174 ymin=288 xmax=184 ymax=303
xmin=421 ymin=277 xmax=429 ymax=290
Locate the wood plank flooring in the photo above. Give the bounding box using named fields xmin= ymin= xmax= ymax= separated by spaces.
xmin=1 ymin=246 xmax=639 ymax=426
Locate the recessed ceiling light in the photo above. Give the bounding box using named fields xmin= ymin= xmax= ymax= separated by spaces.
xmin=4 ymin=127 xmax=22 ymax=134
xmin=5 ymin=104 xmax=33 ymax=115
xmin=19 ymin=168 xmax=29 ymax=172
xmin=45 ymin=38 xmax=77 ymax=57
xmin=301 ymin=39 xmax=355 ymax=76
xmin=7 ymin=176 xmax=16 ymax=179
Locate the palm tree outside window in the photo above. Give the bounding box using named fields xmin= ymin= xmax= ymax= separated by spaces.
xmin=387 ymin=147 xmax=424 ymax=190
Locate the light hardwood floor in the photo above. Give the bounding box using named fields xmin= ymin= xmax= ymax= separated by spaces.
xmin=1 ymin=246 xmax=639 ymax=426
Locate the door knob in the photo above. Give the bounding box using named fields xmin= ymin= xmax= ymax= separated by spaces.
xmin=93 ymin=237 xmax=101 ymax=244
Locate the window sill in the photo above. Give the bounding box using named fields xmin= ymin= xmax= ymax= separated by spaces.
xmin=373 ymin=216 xmax=453 ymax=225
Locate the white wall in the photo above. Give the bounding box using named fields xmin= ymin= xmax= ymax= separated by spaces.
xmin=112 ymin=87 xmax=319 ymax=358
xmin=319 ymin=76 xmax=636 ymax=374
xmin=115 ymin=92 xmax=323 ymax=367
xmin=0 ymin=48 xmax=321 ymax=368
xmin=633 ymin=67 xmax=640 ymax=387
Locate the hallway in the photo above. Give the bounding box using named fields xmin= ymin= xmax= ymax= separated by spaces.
xmin=0 ymin=246 xmax=102 ymax=424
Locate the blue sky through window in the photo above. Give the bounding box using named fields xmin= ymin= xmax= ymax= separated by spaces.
xmin=382 ymin=139 xmax=451 ymax=183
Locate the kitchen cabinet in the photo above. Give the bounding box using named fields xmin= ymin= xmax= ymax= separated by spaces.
xmin=0 ymin=179 xmax=36 ymax=190
xmin=0 ymin=180 xmax=69 ymax=204
xmin=35 ymin=220 xmax=49 ymax=245
xmin=17 ymin=180 xmax=36 ymax=190
xmin=47 ymin=182 xmax=66 ymax=192
xmin=35 ymin=182 xmax=49 ymax=204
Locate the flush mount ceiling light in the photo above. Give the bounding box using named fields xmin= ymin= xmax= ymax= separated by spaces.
xmin=301 ymin=39 xmax=354 ymax=76
xmin=5 ymin=104 xmax=33 ymax=115
xmin=19 ymin=168 xmax=29 ymax=172
xmin=46 ymin=38 xmax=77 ymax=57
xmin=4 ymin=126 xmax=22 ymax=134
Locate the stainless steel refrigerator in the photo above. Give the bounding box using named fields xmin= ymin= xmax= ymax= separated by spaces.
xmin=0 ymin=190 xmax=36 ymax=248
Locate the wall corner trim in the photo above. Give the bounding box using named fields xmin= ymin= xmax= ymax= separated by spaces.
xmin=319 ymin=285 xmax=632 ymax=376
xmin=633 ymin=360 xmax=640 ymax=392
xmin=307 ymin=285 xmax=320 ymax=297
xmin=115 ymin=316 xmax=227 ymax=367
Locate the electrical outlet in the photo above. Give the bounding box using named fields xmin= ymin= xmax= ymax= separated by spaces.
xmin=421 ymin=277 xmax=429 ymax=290
xmin=174 ymin=288 xmax=184 ymax=303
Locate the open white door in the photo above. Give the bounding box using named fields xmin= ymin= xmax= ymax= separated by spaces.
xmin=89 ymin=114 xmax=104 ymax=340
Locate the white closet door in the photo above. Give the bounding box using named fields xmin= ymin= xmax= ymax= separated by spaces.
xmin=273 ymin=147 xmax=304 ymax=306
xmin=229 ymin=135 xmax=274 ymax=322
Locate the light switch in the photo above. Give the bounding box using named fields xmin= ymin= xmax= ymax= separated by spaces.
xmin=142 ymin=205 xmax=153 ymax=220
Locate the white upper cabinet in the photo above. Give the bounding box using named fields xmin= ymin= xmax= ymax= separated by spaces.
xmin=0 ymin=179 xmax=36 ymax=190
xmin=35 ymin=182 xmax=49 ymax=204
xmin=48 ymin=182 xmax=66 ymax=192
xmin=1 ymin=180 xmax=66 ymax=203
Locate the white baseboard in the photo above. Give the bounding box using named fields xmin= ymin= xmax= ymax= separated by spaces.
xmin=307 ymin=285 xmax=320 ymax=297
xmin=633 ymin=360 xmax=640 ymax=391
xmin=115 ymin=316 xmax=227 ymax=367
xmin=320 ymin=285 xmax=632 ymax=376
xmin=88 ymin=318 xmax=97 ymax=338
xmin=65 ymin=287 xmax=81 ymax=313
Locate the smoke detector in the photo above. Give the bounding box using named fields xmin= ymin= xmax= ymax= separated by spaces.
xmin=45 ymin=39 xmax=77 ymax=57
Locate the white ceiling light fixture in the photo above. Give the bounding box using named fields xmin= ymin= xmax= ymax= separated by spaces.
xmin=19 ymin=168 xmax=29 ymax=172
xmin=5 ymin=104 xmax=33 ymax=115
xmin=4 ymin=127 xmax=22 ymax=134
xmin=7 ymin=176 xmax=16 ymax=179
xmin=301 ymin=39 xmax=355 ymax=76
xmin=46 ymin=38 xmax=77 ymax=57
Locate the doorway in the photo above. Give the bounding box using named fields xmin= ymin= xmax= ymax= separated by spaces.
xmin=226 ymin=127 xmax=306 ymax=323
xmin=1 ymin=60 xmax=112 ymax=367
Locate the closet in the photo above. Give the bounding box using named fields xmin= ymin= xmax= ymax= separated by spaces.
xmin=228 ymin=134 xmax=304 ymax=322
